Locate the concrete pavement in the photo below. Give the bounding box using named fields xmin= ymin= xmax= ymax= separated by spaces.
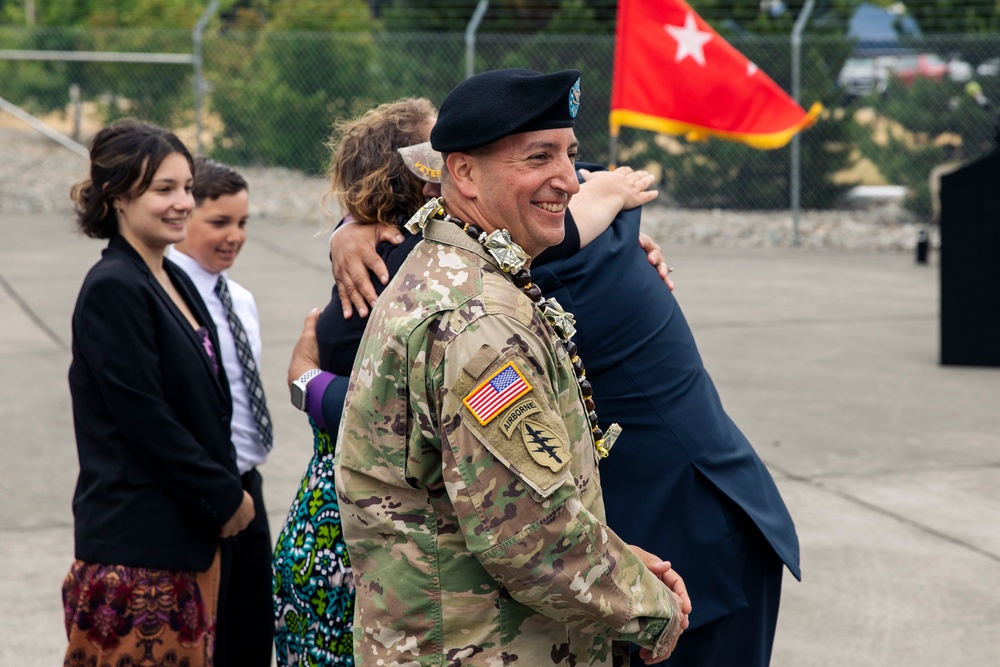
xmin=1 ymin=211 xmax=998 ymax=666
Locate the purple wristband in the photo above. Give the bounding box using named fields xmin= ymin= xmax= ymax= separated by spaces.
xmin=305 ymin=371 xmax=336 ymax=429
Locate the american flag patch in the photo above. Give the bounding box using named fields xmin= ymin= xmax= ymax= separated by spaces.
xmin=463 ymin=362 xmax=532 ymax=426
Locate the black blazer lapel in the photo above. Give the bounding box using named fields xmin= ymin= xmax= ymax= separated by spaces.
xmin=164 ymin=260 xmax=232 ymax=407
xmin=109 ymin=236 xmax=229 ymax=405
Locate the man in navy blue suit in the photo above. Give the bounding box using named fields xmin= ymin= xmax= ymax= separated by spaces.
xmin=530 ymin=164 xmax=800 ymax=666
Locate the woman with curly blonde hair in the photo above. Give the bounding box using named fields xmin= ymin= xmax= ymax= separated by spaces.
xmin=324 ymin=96 xmax=437 ymax=228
xmin=272 ymin=97 xmax=437 ymax=667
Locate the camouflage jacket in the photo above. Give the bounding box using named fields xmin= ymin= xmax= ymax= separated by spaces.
xmin=335 ymin=219 xmax=682 ymax=666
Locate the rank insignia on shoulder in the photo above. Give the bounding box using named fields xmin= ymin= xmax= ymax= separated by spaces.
xmin=522 ymin=419 xmax=569 ymax=472
xmin=463 ymin=362 xmax=532 ymax=426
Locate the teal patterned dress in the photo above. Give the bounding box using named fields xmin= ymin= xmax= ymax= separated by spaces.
xmin=273 ymin=419 xmax=354 ymax=666
xmin=273 ymin=221 xmax=417 ymax=664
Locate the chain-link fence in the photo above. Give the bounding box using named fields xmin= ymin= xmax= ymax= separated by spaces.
xmin=2 ymin=26 xmax=998 ymax=220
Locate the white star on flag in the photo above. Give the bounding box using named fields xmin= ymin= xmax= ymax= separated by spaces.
xmin=748 ymin=62 xmax=759 ymax=77
xmin=665 ymin=12 xmax=712 ymax=67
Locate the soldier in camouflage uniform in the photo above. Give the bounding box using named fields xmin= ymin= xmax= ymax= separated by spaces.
xmin=334 ymin=69 xmax=688 ymax=666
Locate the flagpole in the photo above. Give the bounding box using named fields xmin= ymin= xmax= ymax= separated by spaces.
xmin=608 ymin=128 xmax=619 ymax=169
xmin=790 ymin=0 xmax=815 ymax=247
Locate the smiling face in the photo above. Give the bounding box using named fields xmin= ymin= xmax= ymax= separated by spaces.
xmin=464 ymin=127 xmax=580 ymax=258
xmin=174 ymin=188 xmax=250 ymax=274
xmin=114 ymin=152 xmax=194 ymax=258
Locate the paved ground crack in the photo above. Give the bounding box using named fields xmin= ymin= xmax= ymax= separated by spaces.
xmin=0 ymin=271 xmax=67 ymax=351
xmin=767 ymin=460 xmax=1000 ymax=565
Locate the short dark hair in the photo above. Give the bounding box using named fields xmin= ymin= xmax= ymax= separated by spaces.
xmin=71 ymin=119 xmax=193 ymax=239
xmin=192 ymin=157 xmax=248 ymax=206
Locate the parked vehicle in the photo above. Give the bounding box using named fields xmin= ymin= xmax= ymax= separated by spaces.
xmin=947 ymin=57 xmax=973 ymax=82
xmin=890 ymin=53 xmax=947 ymax=84
xmin=837 ymin=56 xmax=890 ymax=96
xmin=977 ymin=57 xmax=1000 ymax=77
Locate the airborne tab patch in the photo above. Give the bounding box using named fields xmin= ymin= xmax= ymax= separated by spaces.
xmin=463 ymin=362 xmax=532 ymax=426
xmin=499 ymin=399 xmax=541 ymax=438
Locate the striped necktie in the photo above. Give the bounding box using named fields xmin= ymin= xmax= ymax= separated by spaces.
xmin=215 ymin=276 xmax=274 ymax=451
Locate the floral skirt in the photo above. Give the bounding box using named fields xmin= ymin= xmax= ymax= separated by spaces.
xmin=62 ymin=548 xmax=221 ymax=667
xmin=272 ymin=420 xmax=354 ymax=666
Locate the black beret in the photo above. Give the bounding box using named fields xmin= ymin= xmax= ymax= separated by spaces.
xmin=431 ymin=68 xmax=581 ymax=153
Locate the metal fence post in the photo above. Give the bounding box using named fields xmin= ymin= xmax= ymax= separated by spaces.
xmin=465 ymin=0 xmax=489 ymax=80
xmin=193 ymin=0 xmax=219 ymax=156
xmin=790 ymin=0 xmax=815 ymax=246
xmin=69 ymin=83 xmax=81 ymax=142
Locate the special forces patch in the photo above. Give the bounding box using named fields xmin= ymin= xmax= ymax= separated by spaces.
xmin=521 ymin=419 xmax=568 ymax=472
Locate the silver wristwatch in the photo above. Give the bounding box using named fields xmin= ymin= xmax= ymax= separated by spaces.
xmin=290 ymin=369 xmax=323 ymax=411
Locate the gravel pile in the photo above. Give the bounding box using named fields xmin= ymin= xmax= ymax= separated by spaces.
xmin=0 ymin=126 xmax=929 ymax=252
xmin=641 ymin=204 xmax=928 ymax=252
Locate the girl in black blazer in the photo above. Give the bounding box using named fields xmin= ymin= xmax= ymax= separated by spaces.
xmin=62 ymin=120 xmax=254 ymax=667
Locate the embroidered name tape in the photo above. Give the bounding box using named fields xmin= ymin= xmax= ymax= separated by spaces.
xmin=463 ymin=362 xmax=532 ymax=426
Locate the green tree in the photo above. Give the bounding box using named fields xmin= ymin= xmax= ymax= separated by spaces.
xmin=0 ymin=0 xmax=215 ymax=27
xmin=0 ymin=23 xmax=192 ymax=128
xmin=377 ymin=0 xmax=617 ymax=33
xmin=0 ymin=0 xmax=226 ymax=129
xmin=905 ymin=0 xmax=1000 ymax=33
xmin=208 ymin=0 xmax=378 ymax=171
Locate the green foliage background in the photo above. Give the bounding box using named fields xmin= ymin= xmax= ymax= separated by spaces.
xmin=2 ymin=1 xmax=999 ymax=212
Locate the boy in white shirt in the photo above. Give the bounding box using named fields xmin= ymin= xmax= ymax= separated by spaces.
xmin=169 ymin=158 xmax=273 ymax=667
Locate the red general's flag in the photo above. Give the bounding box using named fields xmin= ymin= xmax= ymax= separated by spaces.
xmin=610 ymin=0 xmax=822 ymax=149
